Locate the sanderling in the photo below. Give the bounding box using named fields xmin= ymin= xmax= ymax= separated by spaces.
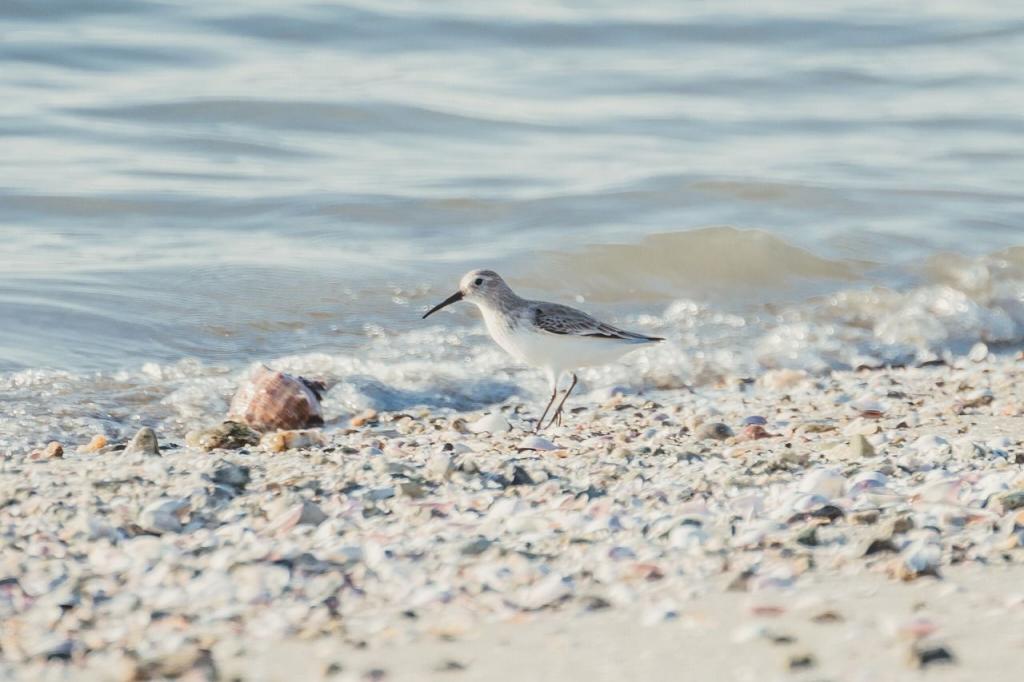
xmin=422 ymin=269 xmax=663 ymax=431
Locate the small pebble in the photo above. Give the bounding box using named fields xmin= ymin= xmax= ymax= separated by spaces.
xmin=909 ymin=642 xmax=955 ymax=668
xmin=351 ymin=409 xmax=379 ymax=427
xmin=696 ymin=422 xmax=733 ymax=440
xmin=787 ymin=653 xmax=816 ymax=671
xmin=81 ymin=434 xmax=107 ymax=453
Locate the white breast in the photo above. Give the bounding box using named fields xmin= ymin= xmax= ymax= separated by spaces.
xmin=480 ymin=306 xmax=530 ymax=362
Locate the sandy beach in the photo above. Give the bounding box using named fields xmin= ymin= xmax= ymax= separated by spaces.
xmin=196 ymin=563 xmax=1024 ymax=682
xmin=4 ymin=1 xmax=1024 ymax=680
xmin=3 ymin=353 xmax=1023 ymax=681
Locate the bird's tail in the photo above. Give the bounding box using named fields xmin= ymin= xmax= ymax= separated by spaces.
xmin=622 ymin=332 xmax=664 ymax=343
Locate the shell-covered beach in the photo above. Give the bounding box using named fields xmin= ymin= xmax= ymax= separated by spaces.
xmin=4 ymin=352 xmax=1024 ymax=680
xmin=4 ymin=0 xmax=1024 ymax=679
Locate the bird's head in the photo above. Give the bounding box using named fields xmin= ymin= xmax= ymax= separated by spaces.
xmin=422 ymin=269 xmax=511 ymax=318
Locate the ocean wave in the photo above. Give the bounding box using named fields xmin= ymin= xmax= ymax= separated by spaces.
xmin=514 ymin=227 xmax=864 ymax=302
xmin=2 ymin=245 xmax=1022 ymax=454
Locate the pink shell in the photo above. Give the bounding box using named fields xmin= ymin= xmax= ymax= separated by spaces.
xmin=227 ymin=366 xmax=325 ymax=432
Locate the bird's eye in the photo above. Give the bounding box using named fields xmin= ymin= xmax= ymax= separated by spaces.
xmin=474 ymin=278 xmax=483 ymax=286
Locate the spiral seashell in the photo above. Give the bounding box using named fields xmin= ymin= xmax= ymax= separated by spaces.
xmin=227 ymin=366 xmax=326 ymax=432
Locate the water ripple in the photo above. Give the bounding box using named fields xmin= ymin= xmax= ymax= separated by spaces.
xmin=0 ymin=0 xmax=1022 ymax=383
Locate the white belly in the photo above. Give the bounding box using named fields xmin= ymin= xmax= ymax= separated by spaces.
xmin=482 ymin=308 xmax=642 ymax=374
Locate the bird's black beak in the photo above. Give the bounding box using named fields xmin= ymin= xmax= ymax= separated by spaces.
xmin=422 ymin=290 xmax=464 ymax=319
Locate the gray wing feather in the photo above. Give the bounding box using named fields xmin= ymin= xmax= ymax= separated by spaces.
xmin=531 ymin=302 xmax=663 ymax=342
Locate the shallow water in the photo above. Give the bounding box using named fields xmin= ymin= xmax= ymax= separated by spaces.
xmin=1 ymin=1 xmax=1023 ymax=449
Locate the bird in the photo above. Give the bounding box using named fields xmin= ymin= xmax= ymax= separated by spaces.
xmin=422 ymin=269 xmax=664 ymax=431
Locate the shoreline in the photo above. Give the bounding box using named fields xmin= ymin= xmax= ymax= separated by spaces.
xmin=2 ymin=357 xmax=1023 ymax=680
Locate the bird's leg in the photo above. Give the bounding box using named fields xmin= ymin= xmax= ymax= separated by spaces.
xmin=545 ymin=373 xmax=577 ymax=430
xmin=535 ymin=377 xmax=560 ymax=433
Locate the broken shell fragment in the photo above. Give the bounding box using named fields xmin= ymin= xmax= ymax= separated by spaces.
xmin=350 ymin=409 xmax=379 ymax=427
xmin=739 ymin=424 xmax=771 ymax=441
xmin=261 ymin=429 xmax=327 ymax=453
xmin=123 ymin=427 xmax=160 ymax=455
xmin=186 ymin=421 xmax=260 ymax=451
xmin=891 ymin=537 xmax=942 ymax=581
xmin=80 ymin=434 xmax=108 ymax=453
xmin=138 ymin=498 xmax=190 ymax=535
xmin=28 ymin=441 xmax=63 ymax=461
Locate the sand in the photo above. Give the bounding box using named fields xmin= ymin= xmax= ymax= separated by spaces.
xmin=3 ymin=356 xmax=1024 ymax=681
xmin=197 ymin=563 xmax=1024 ymax=682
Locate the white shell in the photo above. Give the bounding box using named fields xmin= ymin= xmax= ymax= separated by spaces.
xmin=266 ymin=501 xmax=327 ymax=534
xmin=468 ymin=412 xmax=512 ymax=434
xmin=797 ymin=468 xmax=846 ymax=499
xmin=847 ymin=471 xmax=888 ymax=496
xmin=514 ymin=573 xmax=571 ymax=610
xmin=987 ymin=436 xmax=1013 ymax=450
xmin=952 ymin=438 xmax=985 ymax=460
xmin=974 ymin=473 xmax=1012 ymax=500
xmin=850 ymin=395 xmax=887 ymax=413
xmin=734 ymin=520 xmax=784 ymax=548
xmin=668 ymin=525 xmax=708 ymax=551
xmin=138 ymin=498 xmax=190 ymax=535
xmin=729 ymin=493 xmax=765 ymax=519
xmin=898 ymin=538 xmax=942 ymax=576
xmin=517 ymin=435 xmax=559 ymax=451
xmin=910 ymin=435 xmax=951 ymax=457
xmin=915 ymin=477 xmax=963 ymax=504
xmin=790 ymin=493 xmax=831 ymax=514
